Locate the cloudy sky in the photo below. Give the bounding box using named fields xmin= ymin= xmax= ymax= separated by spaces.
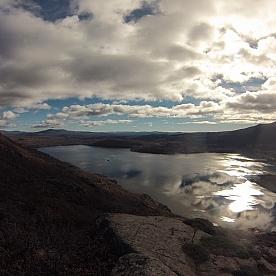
xmin=1 ymin=0 xmax=276 ymax=132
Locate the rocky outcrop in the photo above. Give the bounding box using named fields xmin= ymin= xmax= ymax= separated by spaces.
xmin=94 ymin=213 xmax=276 ymax=276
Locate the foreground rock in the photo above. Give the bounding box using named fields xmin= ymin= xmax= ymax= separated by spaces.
xmin=94 ymin=213 xmax=276 ymax=276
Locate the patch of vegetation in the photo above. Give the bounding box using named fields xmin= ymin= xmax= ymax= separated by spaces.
xmin=181 ymin=243 xmax=210 ymax=264
xmin=201 ymin=236 xmax=250 ymax=259
xmin=0 ymin=133 xmax=173 ymax=275
xmin=0 ymin=211 xmax=5 ymax=220
xmin=231 ymin=271 xmax=250 ymax=276
xmin=183 ymin=218 xmax=217 ymax=235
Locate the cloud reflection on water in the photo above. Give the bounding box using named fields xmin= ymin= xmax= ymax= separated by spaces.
xmin=171 ymin=155 xmax=276 ymax=230
xmin=39 ymin=146 xmax=276 ymax=230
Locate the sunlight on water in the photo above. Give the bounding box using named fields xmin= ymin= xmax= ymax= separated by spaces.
xmin=219 ymin=154 xmax=265 ymax=177
xmin=162 ymin=153 xmax=276 ymax=229
xmin=214 ymin=181 xmax=263 ymax=213
xmin=39 ymin=146 xmax=276 ymax=230
xmin=210 ymin=155 xmax=275 ymax=228
xmin=211 ymin=155 xmax=270 ymax=225
xmin=220 ymin=216 xmax=235 ymax=223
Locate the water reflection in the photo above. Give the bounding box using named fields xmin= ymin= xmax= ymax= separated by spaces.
xmin=170 ymin=154 xmax=276 ymax=230
xmin=39 ymin=146 xmax=276 ymax=231
xmin=215 ymin=181 xmax=263 ymax=213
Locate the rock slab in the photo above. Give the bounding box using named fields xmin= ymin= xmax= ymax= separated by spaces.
xmin=94 ymin=213 xmax=211 ymax=276
xmin=94 ymin=213 xmax=276 ymax=276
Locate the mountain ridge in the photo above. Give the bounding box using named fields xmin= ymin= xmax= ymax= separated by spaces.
xmin=8 ymin=122 xmax=276 ymax=162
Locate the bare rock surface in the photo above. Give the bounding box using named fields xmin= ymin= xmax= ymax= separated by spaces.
xmin=94 ymin=213 xmax=276 ymax=276
xmin=94 ymin=213 xmax=210 ymax=276
xmin=111 ymin=253 xmax=178 ymax=276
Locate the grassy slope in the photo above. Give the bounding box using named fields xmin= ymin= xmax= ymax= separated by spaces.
xmin=0 ymin=133 xmax=172 ymax=275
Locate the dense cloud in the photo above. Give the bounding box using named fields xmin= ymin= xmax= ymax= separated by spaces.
xmin=0 ymin=111 xmax=19 ymax=128
xmin=60 ymin=102 xmax=223 ymax=119
xmin=1 ymin=0 xmax=276 ymax=129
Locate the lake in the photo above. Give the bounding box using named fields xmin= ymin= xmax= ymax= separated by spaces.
xmin=39 ymin=145 xmax=276 ymax=230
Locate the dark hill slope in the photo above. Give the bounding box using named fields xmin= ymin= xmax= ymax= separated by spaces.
xmin=0 ymin=132 xmax=171 ymax=275
xmin=125 ymin=122 xmax=276 ymax=157
xmin=207 ymin=122 xmax=276 ymax=150
xmin=6 ymin=122 xmax=276 ymax=159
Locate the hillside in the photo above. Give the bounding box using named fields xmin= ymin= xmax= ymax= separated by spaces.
xmin=0 ymin=132 xmax=172 ymax=275
xmin=6 ymin=122 xmax=276 ymax=161
xmin=1 ymin=131 xmax=276 ymax=275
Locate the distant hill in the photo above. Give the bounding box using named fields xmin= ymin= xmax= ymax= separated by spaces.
xmin=4 ymin=122 xmax=276 ymax=160
xmin=207 ymin=121 xmax=276 ymax=149
xmin=3 ymin=129 xmax=165 ymax=137
xmin=91 ymin=122 xmax=276 ymax=159
xmin=0 ymin=132 xmax=171 ymax=275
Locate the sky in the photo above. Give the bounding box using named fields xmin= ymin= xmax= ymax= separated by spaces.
xmin=1 ymin=0 xmax=276 ymax=132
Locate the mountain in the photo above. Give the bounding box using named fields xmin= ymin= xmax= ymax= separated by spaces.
xmin=207 ymin=121 xmax=276 ymax=149
xmin=6 ymin=122 xmax=276 ymax=159
xmin=135 ymin=121 xmax=276 ymax=158
xmin=0 ymin=132 xmax=172 ymax=275
xmin=89 ymin=121 xmax=276 ymax=159
xmin=3 ymin=129 xmax=166 ymax=138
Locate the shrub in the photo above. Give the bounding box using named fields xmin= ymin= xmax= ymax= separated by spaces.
xmin=181 ymin=243 xmax=210 ymax=264
xmin=201 ymin=236 xmax=250 ymax=259
xmin=183 ymin=218 xmax=217 ymax=235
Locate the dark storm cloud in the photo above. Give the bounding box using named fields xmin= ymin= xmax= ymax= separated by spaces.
xmin=0 ymin=62 xmax=51 ymax=88
xmin=0 ymin=91 xmax=32 ymax=107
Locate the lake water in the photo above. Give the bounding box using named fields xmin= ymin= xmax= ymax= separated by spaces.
xmin=39 ymin=145 xmax=276 ymax=230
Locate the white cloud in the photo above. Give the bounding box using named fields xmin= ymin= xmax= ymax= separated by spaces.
xmin=47 ymin=112 xmax=69 ymax=120
xmin=145 ymin=122 xmax=153 ymax=127
xmin=81 ymin=119 xmax=133 ymax=127
xmin=41 ymin=96 xmax=276 ymax=128
xmin=224 ymin=91 xmax=276 ymax=112
xmin=45 ymin=102 xmax=223 ymax=123
xmin=31 ymin=119 xmax=65 ymax=129
xmin=12 ymin=103 xmax=51 ymax=113
xmin=178 ymin=121 xmax=217 ymax=125
xmin=32 ymin=103 xmax=51 ymax=110
xmin=0 ymin=110 xmax=19 ymax=128
xmin=3 ymin=110 xmax=19 ymax=120
xmin=1 ymin=0 xmax=276 ymax=127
